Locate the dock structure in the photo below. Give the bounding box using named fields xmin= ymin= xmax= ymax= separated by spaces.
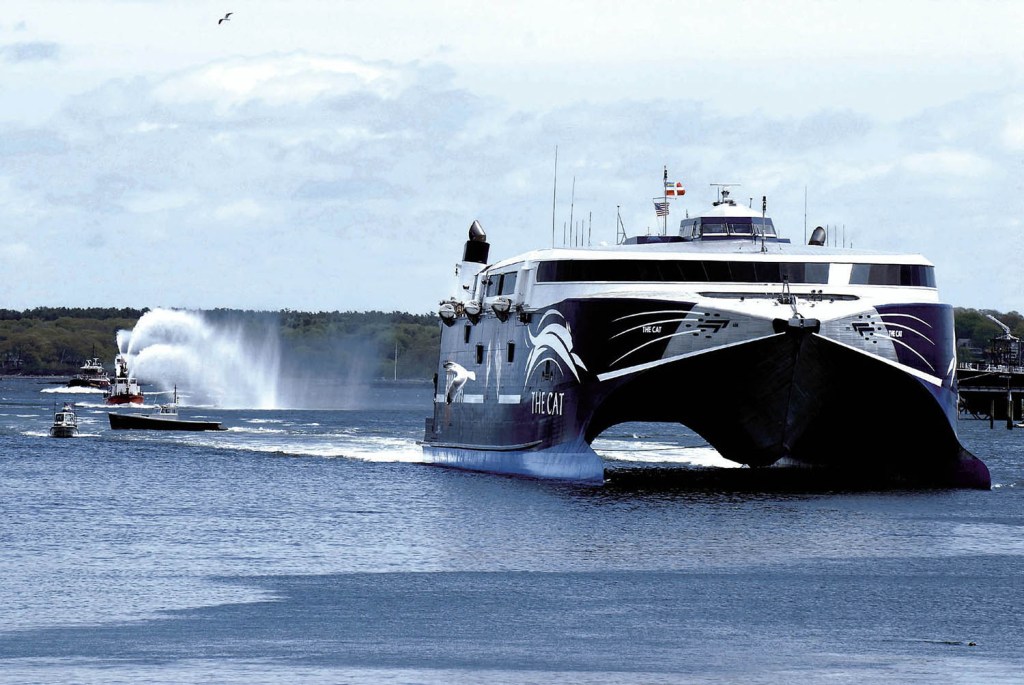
xmin=958 ymin=364 xmax=1024 ymax=426
xmin=957 ymin=315 xmax=1024 ymax=427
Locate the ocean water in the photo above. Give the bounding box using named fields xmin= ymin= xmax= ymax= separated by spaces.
xmin=1 ymin=377 xmax=1022 ymax=684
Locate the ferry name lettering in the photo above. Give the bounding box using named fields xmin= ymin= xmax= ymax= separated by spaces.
xmin=642 ymin=325 xmax=662 ymax=334
xmin=531 ymin=391 xmax=565 ymax=416
xmin=888 ymin=329 xmax=902 ymax=339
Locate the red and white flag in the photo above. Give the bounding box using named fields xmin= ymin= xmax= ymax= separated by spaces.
xmin=665 ymin=181 xmax=686 ymax=198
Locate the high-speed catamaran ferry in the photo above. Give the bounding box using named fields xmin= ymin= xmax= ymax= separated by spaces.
xmin=421 ymin=183 xmax=990 ymax=489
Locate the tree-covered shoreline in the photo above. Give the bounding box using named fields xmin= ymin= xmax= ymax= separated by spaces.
xmin=0 ymin=308 xmax=441 ymax=380
xmin=0 ymin=306 xmax=1020 ymax=379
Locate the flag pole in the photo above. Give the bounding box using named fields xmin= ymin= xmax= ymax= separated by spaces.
xmin=662 ymin=166 xmax=669 ymax=235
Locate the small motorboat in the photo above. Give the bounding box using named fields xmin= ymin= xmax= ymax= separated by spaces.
xmin=50 ymin=402 xmax=79 ymax=438
xmin=108 ymin=386 xmax=224 ymax=431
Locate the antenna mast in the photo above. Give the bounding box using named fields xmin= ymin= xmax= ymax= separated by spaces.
xmin=568 ymin=176 xmax=576 ymax=247
xmin=551 ymin=146 xmax=558 ymax=248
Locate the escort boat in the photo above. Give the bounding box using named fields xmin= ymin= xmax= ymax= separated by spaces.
xmin=420 ymin=180 xmax=990 ymax=489
xmin=50 ymin=402 xmax=79 ymax=438
xmin=108 ymin=387 xmax=224 ymax=431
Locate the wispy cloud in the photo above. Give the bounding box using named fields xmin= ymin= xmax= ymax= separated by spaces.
xmin=0 ymin=41 xmax=59 ymax=62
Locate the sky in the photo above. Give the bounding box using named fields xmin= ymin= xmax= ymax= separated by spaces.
xmin=1 ymin=0 xmax=1022 ymax=314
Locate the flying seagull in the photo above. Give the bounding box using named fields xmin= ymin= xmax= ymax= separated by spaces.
xmin=443 ymin=361 xmax=476 ymax=405
xmin=218 ymin=12 xmax=233 ymax=24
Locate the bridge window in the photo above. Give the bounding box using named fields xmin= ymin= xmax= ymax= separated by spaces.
xmin=850 ymin=264 xmax=936 ymax=287
xmin=536 ymin=260 xmax=830 ymax=284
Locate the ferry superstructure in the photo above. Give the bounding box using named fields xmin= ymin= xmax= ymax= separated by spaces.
xmin=421 ymin=186 xmax=990 ymax=489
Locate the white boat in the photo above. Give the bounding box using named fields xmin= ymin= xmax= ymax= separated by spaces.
xmin=50 ymin=402 xmax=78 ymax=438
xmin=420 ymin=174 xmax=990 ymax=489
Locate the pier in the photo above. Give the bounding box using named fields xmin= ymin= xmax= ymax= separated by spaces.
xmin=957 ymin=314 xmax=1024 ymax=427
xmin=957 ymin=363 xmax=1024 ymax=427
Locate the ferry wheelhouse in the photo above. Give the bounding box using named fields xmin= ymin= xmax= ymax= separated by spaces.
xmin=421 ymin=184 xmax=990 ymax=489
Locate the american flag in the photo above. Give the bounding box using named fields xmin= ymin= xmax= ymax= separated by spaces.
xmin=653 ymin=200 xmax=669 ymax=216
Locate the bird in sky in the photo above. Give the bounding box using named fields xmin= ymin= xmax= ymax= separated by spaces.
xmin=218 ymin=12 xmax=233 ymax=25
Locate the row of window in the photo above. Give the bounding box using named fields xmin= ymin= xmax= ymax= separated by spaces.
xmin=680 ymin=218 xmax=778 ymax=238
xmin=535 ymin=260 xmax=935 ymax=287
xmin=462 ymin=334 xmax=516 ymax=364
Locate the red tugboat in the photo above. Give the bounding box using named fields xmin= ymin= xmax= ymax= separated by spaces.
xmin=104 ymin=353 xmax=144 ymax=405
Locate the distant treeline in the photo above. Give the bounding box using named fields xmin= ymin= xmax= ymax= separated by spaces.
xmin=0 ymin=308 xmax=441 ymax=379
xmin=0 ymin=306 xmax=1020 ymax=377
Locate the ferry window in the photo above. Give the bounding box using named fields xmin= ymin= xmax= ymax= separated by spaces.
xmin=851 ymin=262 xmax=933 ymax=282
xmin=805 ymin=263 xmax=829 ymax=283
xmin=702 ymin=220 xmax=728 ymax=235
xmin=679 ymin=261 xmax=708 ymax=281
xmin=680 ymin=220 xmax=699 ymax=238
xmin=729 ymin=261 xmax=756 ymax=282
xmin=486 ymin=275 xmax=501 ymax=297
xmin=729 ymin=222 xmax=753 ymax=235
xmin=754 ymin=262 xmax=781 ymax=282
xmin=535 ymin=260 xmax=830 ymax=284
xmin=464 ymin=324 xmax=471 ymax=344
xmin=704 ymin=261 xmax=730 ymax=281
xmin=500 ymin=272 xmax=517 ymax=296
xmin=850 ymin=264 xmax=934 ymax=287
xmin=750 ymin=218 xmax=777 ymax=236
xmin=476 ymin=344 xmax=484 ymax=364
xmin=507 ymin=342 xmax=515 ymax=363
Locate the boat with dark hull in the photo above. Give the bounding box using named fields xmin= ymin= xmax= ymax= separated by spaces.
xmin=421 ymin=180 xmax=990 ymax=489
xmin=108 ymin=387 xmax=224 ymax=431
xmin=67 ymin=357 xmax=110 ymax=390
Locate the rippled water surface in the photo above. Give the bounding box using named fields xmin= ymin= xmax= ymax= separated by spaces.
xmin=2 ymin=378 xmax=1022 ymax=683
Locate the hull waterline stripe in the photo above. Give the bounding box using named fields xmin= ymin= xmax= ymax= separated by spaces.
xmin=420 ymin=439 xmax=544 ymax=451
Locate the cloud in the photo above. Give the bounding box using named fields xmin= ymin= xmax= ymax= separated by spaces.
xmin=152 ymin=54 xmax=407 ymax=112
xmin=900 ymin=150 xmax=992 ymax=177
xmin=214 ymin=199 xmax=266 ymax=221
xmin=0 ymin=41 xmax=59 ymax=62
xmin=0 ymin=50 xmax=1021 ymax=314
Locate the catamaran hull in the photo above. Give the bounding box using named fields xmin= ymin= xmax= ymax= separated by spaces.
xmin=422 ymin=299 xmax=989 ymax=489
